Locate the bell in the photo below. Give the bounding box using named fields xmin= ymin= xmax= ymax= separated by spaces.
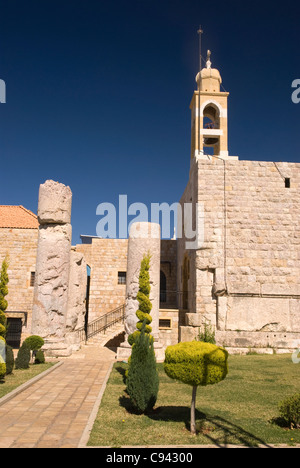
xmin=204 ymin=137 xmax=219 ymax=146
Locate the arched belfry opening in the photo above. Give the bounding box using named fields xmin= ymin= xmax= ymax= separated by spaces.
xmin=203 ymin=103 xmax=220 ymax=129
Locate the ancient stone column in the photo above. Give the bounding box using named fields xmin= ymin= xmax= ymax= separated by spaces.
xmin=32 ymin=180 xmax=73 ymax=357
xmin=65 ymin=249 xmax=87 ymax=353
xmin=117 ymin=222 xmax=164 ymax=361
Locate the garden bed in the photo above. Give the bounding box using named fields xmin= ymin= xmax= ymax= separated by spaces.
xmin=88 ymin=354 xmax=300 ymax=447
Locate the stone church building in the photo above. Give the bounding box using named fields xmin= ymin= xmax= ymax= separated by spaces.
xmin=0 ymin=53 xmax=299 ymax=356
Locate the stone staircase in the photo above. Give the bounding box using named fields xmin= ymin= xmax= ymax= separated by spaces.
xmin=86 ymin=322 xmax=125 ymax=348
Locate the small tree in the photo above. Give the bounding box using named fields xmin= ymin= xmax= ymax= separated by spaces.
xmin=128 ymin=253 xmax=153 ymax=346
xmin=164 ymin=341 xmax=228 ymax=434
xmin=15 ymin=341 xmax=31 ymax=370
xmin=126 ymin=321 xmax=159 ymax=413
xmin=24 ymin=335 xmax=45 ymax=362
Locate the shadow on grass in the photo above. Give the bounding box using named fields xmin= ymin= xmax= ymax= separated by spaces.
xmin=115 ymin=365 xmax=272 ymax=447
xmin=119 ymin=395 xmax=272 ymax=447
xmin=115 ymin=365 xmax=127 ymax=385
xmin=147 ymin=406 xmax=272 ymax=448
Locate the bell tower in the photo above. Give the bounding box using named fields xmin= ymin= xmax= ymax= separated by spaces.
xmin=190 ymin=50 xmax=237 ymax=160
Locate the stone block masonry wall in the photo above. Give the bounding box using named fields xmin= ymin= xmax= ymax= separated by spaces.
xmin=0 ymin=228 xmax=38 ymax=340
xmin=179 ymin=158 xmax=300 ymax=351
xmin=77 ymin=238 xmax=128 ymax=322
xmin=225 ymin=160 xmax=300 ymax=297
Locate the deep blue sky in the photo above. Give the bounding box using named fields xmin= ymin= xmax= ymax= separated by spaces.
xmin=0 ymin=0 xmax=299 ymax=243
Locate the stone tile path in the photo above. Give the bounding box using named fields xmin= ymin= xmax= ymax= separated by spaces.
xmin=0 ymin=345 xmax=115 ymax=448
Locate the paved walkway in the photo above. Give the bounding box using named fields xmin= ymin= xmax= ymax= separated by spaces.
xmin=0 ymin=345 xmax=116 ymax=448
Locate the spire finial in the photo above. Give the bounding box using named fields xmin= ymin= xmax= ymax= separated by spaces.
xmin=206 ymin=50 xmax=212 ymax=69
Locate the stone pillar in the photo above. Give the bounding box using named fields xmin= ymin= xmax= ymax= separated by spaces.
xmin=65 ymin=249 xmax=87 ymax=353
xmin=117 ymin=222 xmax=164 ymax=361
xmin=32 ymin=180 xmax=73 ymax=357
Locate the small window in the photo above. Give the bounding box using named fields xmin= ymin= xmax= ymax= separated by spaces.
xmin=285 ymin=178 xmax=291 ymax=188
xmin=159 ymin=318 xmax=172 ymax=329
xmin=30 ymin=272 xmax=35 ymax=287
xmin=118 ymin=272 xmax=126 ymax=285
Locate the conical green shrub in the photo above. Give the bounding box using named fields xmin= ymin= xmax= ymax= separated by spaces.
xmin=126 ymin=321 xmax=159 ymax=413
xmin=15 ymin=341 xmax=31 ymax=370
xmin=0 ymin=257 xmax=9 ymax=340
xmin=5 ymin=344 xmax=14 ymax=375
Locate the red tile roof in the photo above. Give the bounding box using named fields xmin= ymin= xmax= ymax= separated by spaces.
xmin=0 ymin=205 xmax=39 ymax=229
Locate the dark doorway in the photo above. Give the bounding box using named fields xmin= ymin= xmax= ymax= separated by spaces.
xmin=84 ymin=265 xmax=91 ymax=337
xmin=160 ymin=270 xmax=167 ymax=304
xmin=6 ymin=318 xmax=22 ymax=349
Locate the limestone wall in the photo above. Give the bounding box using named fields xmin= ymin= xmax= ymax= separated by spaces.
xmin=0 ymin=228 xmax=38 ymax=340
xmin=178 ymin=158 xmax=300 ymax=350
xmin=76 ymin=238 xmax=128 ymax=322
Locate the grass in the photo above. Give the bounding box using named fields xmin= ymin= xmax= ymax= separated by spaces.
xmin=0 ymin=362 xmax=54 ymax=399
xmin=88 ymin=354 xmax=300 ymax=447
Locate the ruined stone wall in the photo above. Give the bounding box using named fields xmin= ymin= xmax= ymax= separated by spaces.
xmin=178 ymin=158 xmax=300 ymax=351
xmin=0 ymin=228 xmax=38 ymax=340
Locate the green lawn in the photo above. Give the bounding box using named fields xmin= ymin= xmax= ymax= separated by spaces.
xmin=0 ymin=363 xmax=54 ymax=399
xmin=88 ymin=354 xmax=300 ymax=447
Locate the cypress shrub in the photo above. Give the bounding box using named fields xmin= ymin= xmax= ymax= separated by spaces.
xmin=5 ymin=344 xmax=14 ymax=375
xmin=0 ymin=257 xmax=9 ymax=340
xmin=126 ymin=321 xmax=159 ymax=413
xmin=15 ymin=341 xmax=31 ymax=370
xmin=34 ymin=350 xmax=45 ymax=364
xmin=128 ymin=254 xmax=153 ymax=346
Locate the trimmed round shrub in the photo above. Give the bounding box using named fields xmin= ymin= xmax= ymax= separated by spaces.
xmin=164 ymin=341 xmax=228 ymax=387
xmin=164 ymin=341 xmax=228 ymax=434
xmin=15 ymin=342 xmax=31 ymax=370
xmin=278 ymin=393 xmax=300 ymax=429
xmin=5 ymin=344 xmax=14 ymax=375
xmin=34 ymin=350 xmax=45 ymax=364
xmin=24 ymin=335 xmax=45 ymax=351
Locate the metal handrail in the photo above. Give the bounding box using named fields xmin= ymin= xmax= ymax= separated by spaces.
xmin=77 ymin=304 xmax=125 ymax=343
